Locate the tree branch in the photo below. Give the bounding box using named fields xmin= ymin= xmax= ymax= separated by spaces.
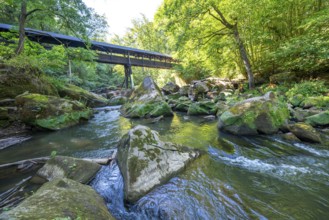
xmin=26 ymin=8 xmax=42 ymax=18
xmin=209 ymin=4 xmax=234 ymax=29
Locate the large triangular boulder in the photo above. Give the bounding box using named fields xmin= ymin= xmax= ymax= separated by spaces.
xmin=121 ymin=77 xmax=173 ymax=118
xmin=218 ymin=92 xmax=289 ymax=135
xmin=0 ymin=178 xmax=114 ymax=220
xmin=117 ymin=125 xmax=199 ymax=203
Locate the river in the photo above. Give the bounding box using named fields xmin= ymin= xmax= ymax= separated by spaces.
xmin=1 ymin=106 xmax=329 ymax=219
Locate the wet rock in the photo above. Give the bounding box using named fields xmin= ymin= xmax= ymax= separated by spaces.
xmin=162 ymin=82 xmax=180 ymax=95
xmin=305 ymin=110 xmax=329 ymax=127
xmin=121 ymin=77 xmax=173 ymax=118
xmin=16 ymin=93 xmax=93 ymax=130
xmin=218 ymin=92 xmax=289 ymax=135
xmin=117 ymin=125 xmax=199 ymax=203
xmin=0 ymin=178 xmax=114 ymax=220
xmin=288 ymin=123 xmax=322 ymax=143
xmin=281 ymin=132 xmax=301 ymax=142
xmin=37 ymin=156 xmax=101 ymax=183
xmin=58 ymin=84 xmax=109 ymax=107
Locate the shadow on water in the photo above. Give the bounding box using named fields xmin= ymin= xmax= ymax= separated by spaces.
xmin=1 ymin=107 xmax=329 ymax=219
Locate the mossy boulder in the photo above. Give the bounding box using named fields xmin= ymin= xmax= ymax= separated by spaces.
xmin=37 ymin=156 xmax=101 ymax=184
xmin=58 ymin=84 xmax=109 ymax=107
xmin=218 ymin=92 xmax=289 ymax=135
xmin=305 ymin=111 xmax=329 ymax=127
xmin=16 ymin=93 xmax=93 ymax=130
xmin=162 ymin=82 xmax=180 ymax=95
xmin=121 ymin=77 xmax=173 ymax=118
xmin=0 ymin=178 xmax=114 ymax=220
xmin=0 ymin=70 xmax=58 ymax=99
xmin=117 ymin=125 xmax=200 ymax=203
xmin=290 ymin=108 xmax=322 ymax=122
xmin=187 ymin=100 xmax=218 ymax=115
xmin=288 ymin=123 xmax=322 ymax=143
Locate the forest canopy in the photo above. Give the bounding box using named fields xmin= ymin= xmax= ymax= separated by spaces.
xmin=0 ymin=0 xmax=328 ymax=89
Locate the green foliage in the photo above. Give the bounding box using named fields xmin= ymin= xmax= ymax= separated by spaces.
xmin=50 ymin=151 xmax=57 ymax=158
xmin=155 ymin=0 xmax=329 ymax=82
xmin=286 ymin=80 xmax=328 ymax=99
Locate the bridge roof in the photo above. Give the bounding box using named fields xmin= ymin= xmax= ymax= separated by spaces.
xmin=0 ymin=23 xmax=173 ymax=60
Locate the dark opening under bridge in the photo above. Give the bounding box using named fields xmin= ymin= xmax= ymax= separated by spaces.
xmin=0 ymin=23 xmax=176 ymax=88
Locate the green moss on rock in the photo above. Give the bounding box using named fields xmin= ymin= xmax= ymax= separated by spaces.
xmin=305 ymin=111 xmax=329 ymax=127
xmin=16 ymin=93 xmax=93 ymax=130
xmin=0 ymin=70 xmax=58 ymax=99
xmin=57 ymin=84 xmax=109 ymax=107
xmin=0 ymin=178 xmax=114 ymax=220
xmin=219 ymin=93 xmax=289 ymax=135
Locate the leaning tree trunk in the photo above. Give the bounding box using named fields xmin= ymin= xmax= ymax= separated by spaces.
xmin=232 ymin=24 xmax=254 ymax=89
xmin=15 ymin=0 xmax=27 ymax=55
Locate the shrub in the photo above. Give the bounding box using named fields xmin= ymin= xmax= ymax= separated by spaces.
xmin=286 ymin=80 xmax=328 ymax=99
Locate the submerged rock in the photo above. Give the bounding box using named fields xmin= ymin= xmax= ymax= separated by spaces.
xmin=0 ymin=178 xmax=114 ymax=220
xmin=37 ymin=156 xmax=101 ymax=184
xmin=121 ymin=77 xmax=173 ymax=118
xmin=218 ymin=92 xmax=289 ymax=135
xmin=16 ymin=93 xmax=93 ymax=130
xmin=58 ymin=84 xmax=109 ymax=107
xmin=117 ymin=125 xmax=199 ymax=203
xmin=288 ymin=123 xmax=322 ymax=143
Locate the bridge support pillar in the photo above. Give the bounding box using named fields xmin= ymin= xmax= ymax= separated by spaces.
xmin=124 ymin=65 xmax=134 ymax=89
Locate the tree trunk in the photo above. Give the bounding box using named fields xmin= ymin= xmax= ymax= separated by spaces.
xmin=15 ymin=0 xmax=27 ymax=55
xmin=232 ymin=24 xmax=255 ymax=89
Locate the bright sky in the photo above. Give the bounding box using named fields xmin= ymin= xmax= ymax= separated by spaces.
xmin=83 ymin=0 xmax=163 ymax=37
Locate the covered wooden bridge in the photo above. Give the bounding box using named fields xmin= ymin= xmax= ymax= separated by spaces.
xmin=0 ymin=23 xmax=176 ymax=88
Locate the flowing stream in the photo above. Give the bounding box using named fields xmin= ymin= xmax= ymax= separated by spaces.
xmin=1 ymin=106 xmax=329 ymax=219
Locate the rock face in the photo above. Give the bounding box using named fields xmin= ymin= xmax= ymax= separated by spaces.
xmin=218 ymin=92 xmax=289 ymax=135
xmin=288 ymin=123 xmax=322 ymax=143
xmin=37 ymin=156 xmax=101 ymax=184
xmin=58 ymin=84 xmax=109 ymax=107
xmin=0 ymin=178 xmax=114 ymax=220
xmin=117 ymin=125 xmax=199 ymax=203
xmin=0 ymin=69 xmax=58 ymax=100
xmin=16 ymin=93 xmax=93 ymax=130
xmin=162 ymin=82 xmax=180 ymax=95
xmin=121 ymin=77 xmax=173 ymax=118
